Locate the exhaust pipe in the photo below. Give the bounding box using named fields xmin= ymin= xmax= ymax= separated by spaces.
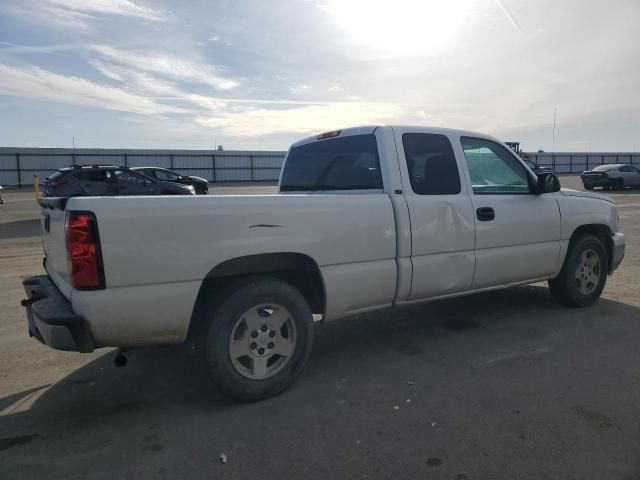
xmin=113 ymin=349 xmax=129 ymax=368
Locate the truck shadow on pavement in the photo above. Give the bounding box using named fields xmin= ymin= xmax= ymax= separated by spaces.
xmin=2 ymin=284 xmax=640 ymax=478
xmin=0 ymin=219 xmax=41 ymax=240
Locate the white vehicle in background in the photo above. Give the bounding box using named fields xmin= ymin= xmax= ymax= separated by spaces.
xmin=23 ymin=125 xmax=625 ymax=401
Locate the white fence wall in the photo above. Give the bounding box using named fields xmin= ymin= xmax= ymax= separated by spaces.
xmin=529 ymin=152 xmax=640 ymax=174
xmin=0 ymin=148 xmax=287 ymax=186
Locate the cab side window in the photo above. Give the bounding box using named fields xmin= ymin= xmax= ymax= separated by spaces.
xmin=402 ymin=133 xmax=461 ymax=195
xmin=461 ymin=137 xmax=530 ymax=194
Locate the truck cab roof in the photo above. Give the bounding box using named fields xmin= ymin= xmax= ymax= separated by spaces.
xmin=290 ymin=125 xmax=499 ymax=149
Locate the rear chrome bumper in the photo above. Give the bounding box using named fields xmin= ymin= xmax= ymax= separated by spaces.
xmin=610 ymin=232 xmax=625 ymax=273
xmin=22 ymin=275 xmax=94 ymax=353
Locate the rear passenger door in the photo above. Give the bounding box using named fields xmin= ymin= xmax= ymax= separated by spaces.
xmin=393 ymin=128 xmax=476 ymax=299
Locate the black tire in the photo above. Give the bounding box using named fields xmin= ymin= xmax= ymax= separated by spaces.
xmin=203 ymin=277 xmax=314 ymax=401
xmin=548 ymin=234 xmax=607 ymax=307
xmin=584 ymin=185 xmax=593 ymax=190
xmin=611 ymin=178 xmax=624 ymax=191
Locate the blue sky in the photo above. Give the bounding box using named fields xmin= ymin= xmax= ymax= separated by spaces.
xmin=0 ymin=0 xmax=638 ymax=151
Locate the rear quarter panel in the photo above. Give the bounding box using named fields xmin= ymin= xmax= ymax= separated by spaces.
xmin=67 ymin=194 xmax=397 ymax=346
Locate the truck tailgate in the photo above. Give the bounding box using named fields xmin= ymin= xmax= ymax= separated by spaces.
xmin=39 ymin=198 xmax=73 ymax=299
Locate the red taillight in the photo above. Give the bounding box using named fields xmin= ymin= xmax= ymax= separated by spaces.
xmin=65 ymin=212 xmax=104 ymax=290
xmin=317 ymin=130 xmax=341 ymax=140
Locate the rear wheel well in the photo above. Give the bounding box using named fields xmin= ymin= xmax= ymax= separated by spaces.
xmin=188 ymin=253 xmax=325 ymax=341
xmin=569 ymin=224 xmax=613 ymax=272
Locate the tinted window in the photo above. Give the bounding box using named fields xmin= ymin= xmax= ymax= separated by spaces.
xmin=619 ymin=165 xmax=632 ymax=172
xmin=74 ymin=170 xmax=108 ymax=182
xmin=115 ymin=170 xmax=149 ymax=185
xmin=280 ymin=134 xmax=382 ymax=191
xmin=137 ymin=169 xmax=157 ymax=179
xmin=461 ymin=137 xmax=530 ymax=194
xmin=402 ymin=133 xmax=460 ymax=195
xmin=154 ymin=169 xmax=180 ymax=181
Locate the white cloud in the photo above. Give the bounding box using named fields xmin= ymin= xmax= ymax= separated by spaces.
xmin=5 ymin=0 xmax=165 ymax=31
xmin=289 ymin=84 xmax=310 ymax=94
xmin=92 ymin=45 xmax=239 ymax=91
xmin=90 ymin=59 xmax=183 ymax=96
xmin=327 ymin=85 xmax=341 ymax=92
xmin=196 ymin=101 xmax=397 ymax=137
xmin=0 ymin=63 xmax=188 ymax=116
xmin=47 ymin=0 xmax=165 ymax=21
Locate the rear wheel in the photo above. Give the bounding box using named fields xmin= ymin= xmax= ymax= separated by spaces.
xmin=203 ymin=277 xmax=314 ymax=401
xmin=548 ymin=234 xmax=607 ymax=307
xmin=611 ymin=178 xmax=624 ymax=190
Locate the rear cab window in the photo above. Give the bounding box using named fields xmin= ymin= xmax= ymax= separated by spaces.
xmin=280 ymin=134 xmax=383 ymax=192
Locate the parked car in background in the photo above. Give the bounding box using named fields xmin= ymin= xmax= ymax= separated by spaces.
xmin=132 ymin=167 xmax=209 ymax=194
xmin=523 ymin=159 xmax=553 ymax=174
xmin=44 ymin=165 xmax=195 ymax=197
xmin=581 ymin=164 xmax=640 ymax=190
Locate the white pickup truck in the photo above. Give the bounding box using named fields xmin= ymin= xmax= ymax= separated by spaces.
xmin=24 ymin=126 xmax=625 ymax=400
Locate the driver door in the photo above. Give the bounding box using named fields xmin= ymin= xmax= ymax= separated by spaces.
xmin=459 ymin=137 xmax=561 ymax=288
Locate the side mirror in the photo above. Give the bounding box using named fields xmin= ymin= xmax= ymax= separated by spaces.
xmin=535 ymin=172 xmax=561 ymax=194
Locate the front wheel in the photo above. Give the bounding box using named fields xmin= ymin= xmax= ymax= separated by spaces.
xmin=203 ymin=278 xmax=314 ymax=401
xmin=548 ymin=234 xmax=607 ymax=307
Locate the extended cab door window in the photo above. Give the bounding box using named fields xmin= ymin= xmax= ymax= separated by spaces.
xmin=280 ymin=134 xmax=382 ymax=191
xmin=402 ymin=133 xmax=461 ymax=195
xmin=460 ymin=137 xmax=530 ymax=194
